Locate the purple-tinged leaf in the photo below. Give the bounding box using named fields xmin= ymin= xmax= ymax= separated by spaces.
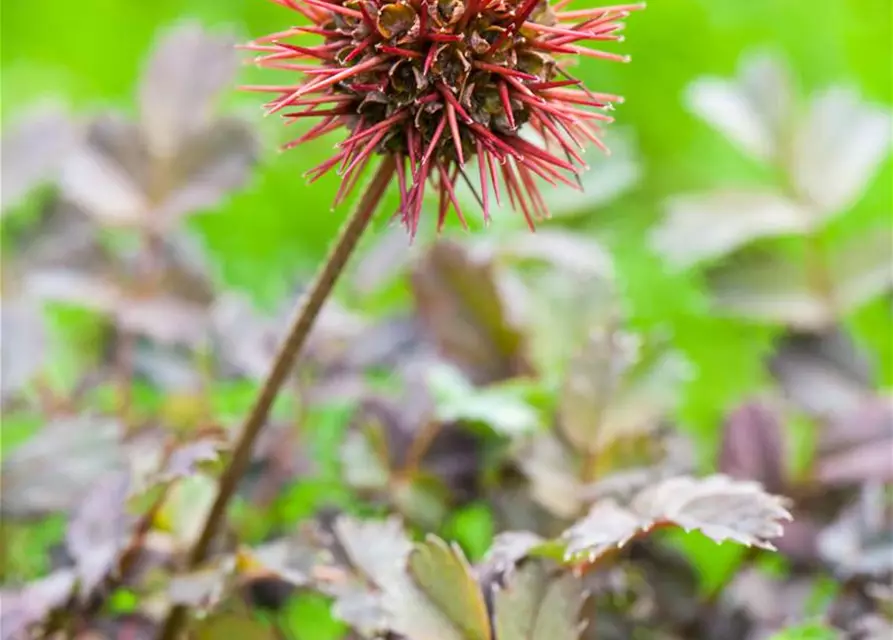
xmin=723 ymin=568 xmax=815 ymax=636
xmin=60 ymin=113 xmax=149 ymax=226
xmin=771 ymin=330 xmax=874 ymax=422
xmin=817 ymin=485 xmax=893 ymax=578
xmin=138 ymin=23 xmax=239 ymax=159
xmin=411 ymin=240 xmax=532 ymax=385
xmin=160 ymin=437 xmax=226 ymax=484
xmin=820 ymin=395 xmax=893 ymax=454
xmin=816 ymin=396 xmax=892 ymax=486
xmin=719 ymin=401 xmax=786 ymax=493
xmin=61 ymin=99 xmax=255 ymax=229
xmin=66 ymin=470 xmax=135 ymax=595
xmin=153 ymin=117 xmax=257 ymax=223
xmin=0 ymin=569 xmax=77 ymax=640
xmin=818 ymin=440 xmax=893 ymax=486
xmin=773 ymin=514 xmax=822 ymax=566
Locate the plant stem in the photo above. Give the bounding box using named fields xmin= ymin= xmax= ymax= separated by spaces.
xmin=156 ymin=156 xmax=395 ymax=640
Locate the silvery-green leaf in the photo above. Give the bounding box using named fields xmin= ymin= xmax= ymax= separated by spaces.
xmin=791 ymin=87 xmax=892 ymax=214
xmin=476 ymin=531 xmax=545 ymax=584
xmin=517 ymin=434 xmax=582 ymax=519
xmin=0 ymin=417 xmax=126 ymax=517
xmin=240 ymin=533 xmax=325 ymax=588
xmin=829 ymin=228 xmax=893 ymax=312
xmin=1 ymin=105 xmax=80 ymax=213
xmin=710 ymin=231 xmax=893 ymax=329
xmin=709 ymin=254 xmax=830 ymax=329
xmin=169 ymin=556 xmax=237 ymax=612
xmin=562 ymin=475 xmax=792 ymax=562
xmin=559 ymin=328 xmax=689 ymax=455
xmin=493 ymin=561 xmax=587 ymax=640
xmin=334 ymin=515 xmax=412 ymax=588
xmin=652 ymin=190 xmax=812 ymax=269
xmin=0 ymin=296 xmax=46 ymax=404
xmin=340 ymin=429 xmax=390 ymax=491
xmin=25 ymin=269 xmax=120 ymax=313
xmin=685 ymin=50 xmax=793 ymax=162
xmin=328 ymin=581 xmax=388 ymax=637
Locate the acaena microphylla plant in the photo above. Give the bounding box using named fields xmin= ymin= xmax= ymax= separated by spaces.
xmin=159 ymin=3 xmax=641 ymax=636
xmin=244 ymin=0 xmax=644 ymax=236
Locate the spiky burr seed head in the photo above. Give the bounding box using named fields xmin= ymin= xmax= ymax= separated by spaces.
xmin=244 ymin=0 xmax=644 ymax=237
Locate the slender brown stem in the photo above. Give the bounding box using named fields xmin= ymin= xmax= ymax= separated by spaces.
xmin=156 ymin=157 xmax=395 ymax=640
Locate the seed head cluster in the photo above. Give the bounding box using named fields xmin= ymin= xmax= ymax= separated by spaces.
xmin=245 ymin=0 xmax=643 ymax=236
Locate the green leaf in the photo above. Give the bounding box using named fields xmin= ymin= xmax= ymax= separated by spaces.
xmin=493 ymin=561 xmax=587 ymax=640
xmin=383 ymin=535 xmax=491 ymax=640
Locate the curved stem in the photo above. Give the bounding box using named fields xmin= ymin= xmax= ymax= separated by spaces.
xmin=157 ymin=156 xmax=395 ymax=640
